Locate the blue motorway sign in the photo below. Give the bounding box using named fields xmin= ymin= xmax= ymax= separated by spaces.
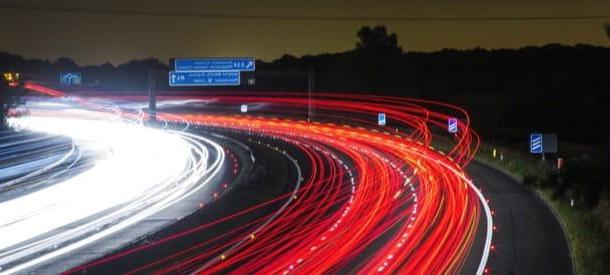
xmin=169 ymin=71 xmax=240 ymax=86
xmin=448 ymin=117 xmax=458 ymax=133
xmin=530 ymin=133 xmax=543 ymax=154
xmin=60 ymin=72 xmax=81 ymax=85
xmin=175 ymin=58 xmax=255 ymax=72
xmin=378 ymin=113 xmax=386 ymax=126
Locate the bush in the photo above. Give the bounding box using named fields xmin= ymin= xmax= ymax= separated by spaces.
xmin=523 ymin=174 xmax=541 ymax=188
xmin=477 ymin=144 xmax=610 ymax=274
xmin=543 ymin=157 xmax=607 ymax=209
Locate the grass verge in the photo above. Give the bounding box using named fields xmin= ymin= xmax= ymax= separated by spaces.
xmin=475 ymin=144 xmax=610 ymax=275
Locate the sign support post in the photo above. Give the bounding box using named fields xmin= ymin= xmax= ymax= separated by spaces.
xmin=307 ymin=67 xmax=315 ymax=122
xmin=148 ymin=70 xmax=156 ymax=122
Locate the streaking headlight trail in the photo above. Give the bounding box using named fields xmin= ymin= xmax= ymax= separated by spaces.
xmin=0 ymin=104 xmax=225 ymax=274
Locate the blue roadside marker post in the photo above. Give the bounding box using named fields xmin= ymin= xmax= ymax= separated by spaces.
xmin=530 ymin=133 xmax=544 ymax=160
xmin=378 ymin=113 xmax=386 ymax=126
xmin=448 ymin=117 xmax=458 ymax=133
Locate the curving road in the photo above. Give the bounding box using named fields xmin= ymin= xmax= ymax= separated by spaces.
xmin=0 ymin=83 xmax=573 ymax=274
xmin=468 ymin=161 xmax=573 ymax=275
xmin=0 ymin=99 xmax=228 ymax=274
xmin=60 ymin=93 xmax=493 ymax=274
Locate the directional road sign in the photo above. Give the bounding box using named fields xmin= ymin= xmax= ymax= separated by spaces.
xmin=175 ymin=58 xmax=255 ymax=72
xmin=169 ymin=71 xmax=240 ymax=86
xmin=448 ymin=117 xmax=458 ymax=133
xmin=60 ymin=72 xmax=81 ymax=85
xmin=530 ymin=133 xmax=543 ymax=154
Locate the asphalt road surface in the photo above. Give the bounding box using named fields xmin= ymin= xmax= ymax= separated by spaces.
xmin=13 ymin=135 xmax=572 ymax=274
xmin=467 ymin=161 xmax=573 ymax=275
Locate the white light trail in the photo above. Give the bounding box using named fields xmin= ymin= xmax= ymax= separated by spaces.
xmin=0 ymin=107 xmax=225 ymax=274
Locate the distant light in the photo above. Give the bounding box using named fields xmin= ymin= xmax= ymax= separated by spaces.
xmin=3 ymin=72 xmax=21 ymax=86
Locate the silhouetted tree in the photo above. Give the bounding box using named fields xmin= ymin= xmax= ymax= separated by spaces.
xmin=350 ymin=26 xmax=404 ymax=93
xmin=356 ymin=26 xmax=403 ymax=55
xmin=54 ymin=57 xmax=78 ymax=71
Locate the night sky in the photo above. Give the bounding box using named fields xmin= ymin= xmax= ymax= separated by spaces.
xmin=1 ymin=0 xmax=609 ymax=65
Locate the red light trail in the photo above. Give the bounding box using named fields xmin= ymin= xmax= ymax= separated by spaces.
xmin=18 ymin=84 xmax=492 ymax=274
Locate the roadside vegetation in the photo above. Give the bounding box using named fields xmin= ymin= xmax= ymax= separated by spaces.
xmin=477 ymin=144 xmax=610 ymax=274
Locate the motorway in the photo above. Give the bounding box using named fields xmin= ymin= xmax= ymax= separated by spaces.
xmin=63 ymin=129 xmax=304 ymax=274
xmin=0 ymin=84 xmax=573 ymax=274
xmin=468 ymin=161 xmax=573 ymax=275
xmin=0 ymin=99 xmax=231 ymax=274
xmin=62 ymin=93 xmax=492 ymax=274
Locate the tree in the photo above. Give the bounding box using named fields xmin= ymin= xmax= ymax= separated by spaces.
xmin=351 ymin=26 xmax=405 ymax=93
xmin=605 ymin=23 xmax=610 ymax=39
xmin=356 ymin=26 xmax=403 ymax=56
xmin=54 ymin=57 xmax=78 ymax=71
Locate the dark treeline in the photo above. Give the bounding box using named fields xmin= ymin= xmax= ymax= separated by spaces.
xmin=0 ymin=54 xmax=167 ymax=91
xmin=1 ymin=26 xmax=609 ymax=144
xmin=257 ymin=27 xmax=610 ymax=145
